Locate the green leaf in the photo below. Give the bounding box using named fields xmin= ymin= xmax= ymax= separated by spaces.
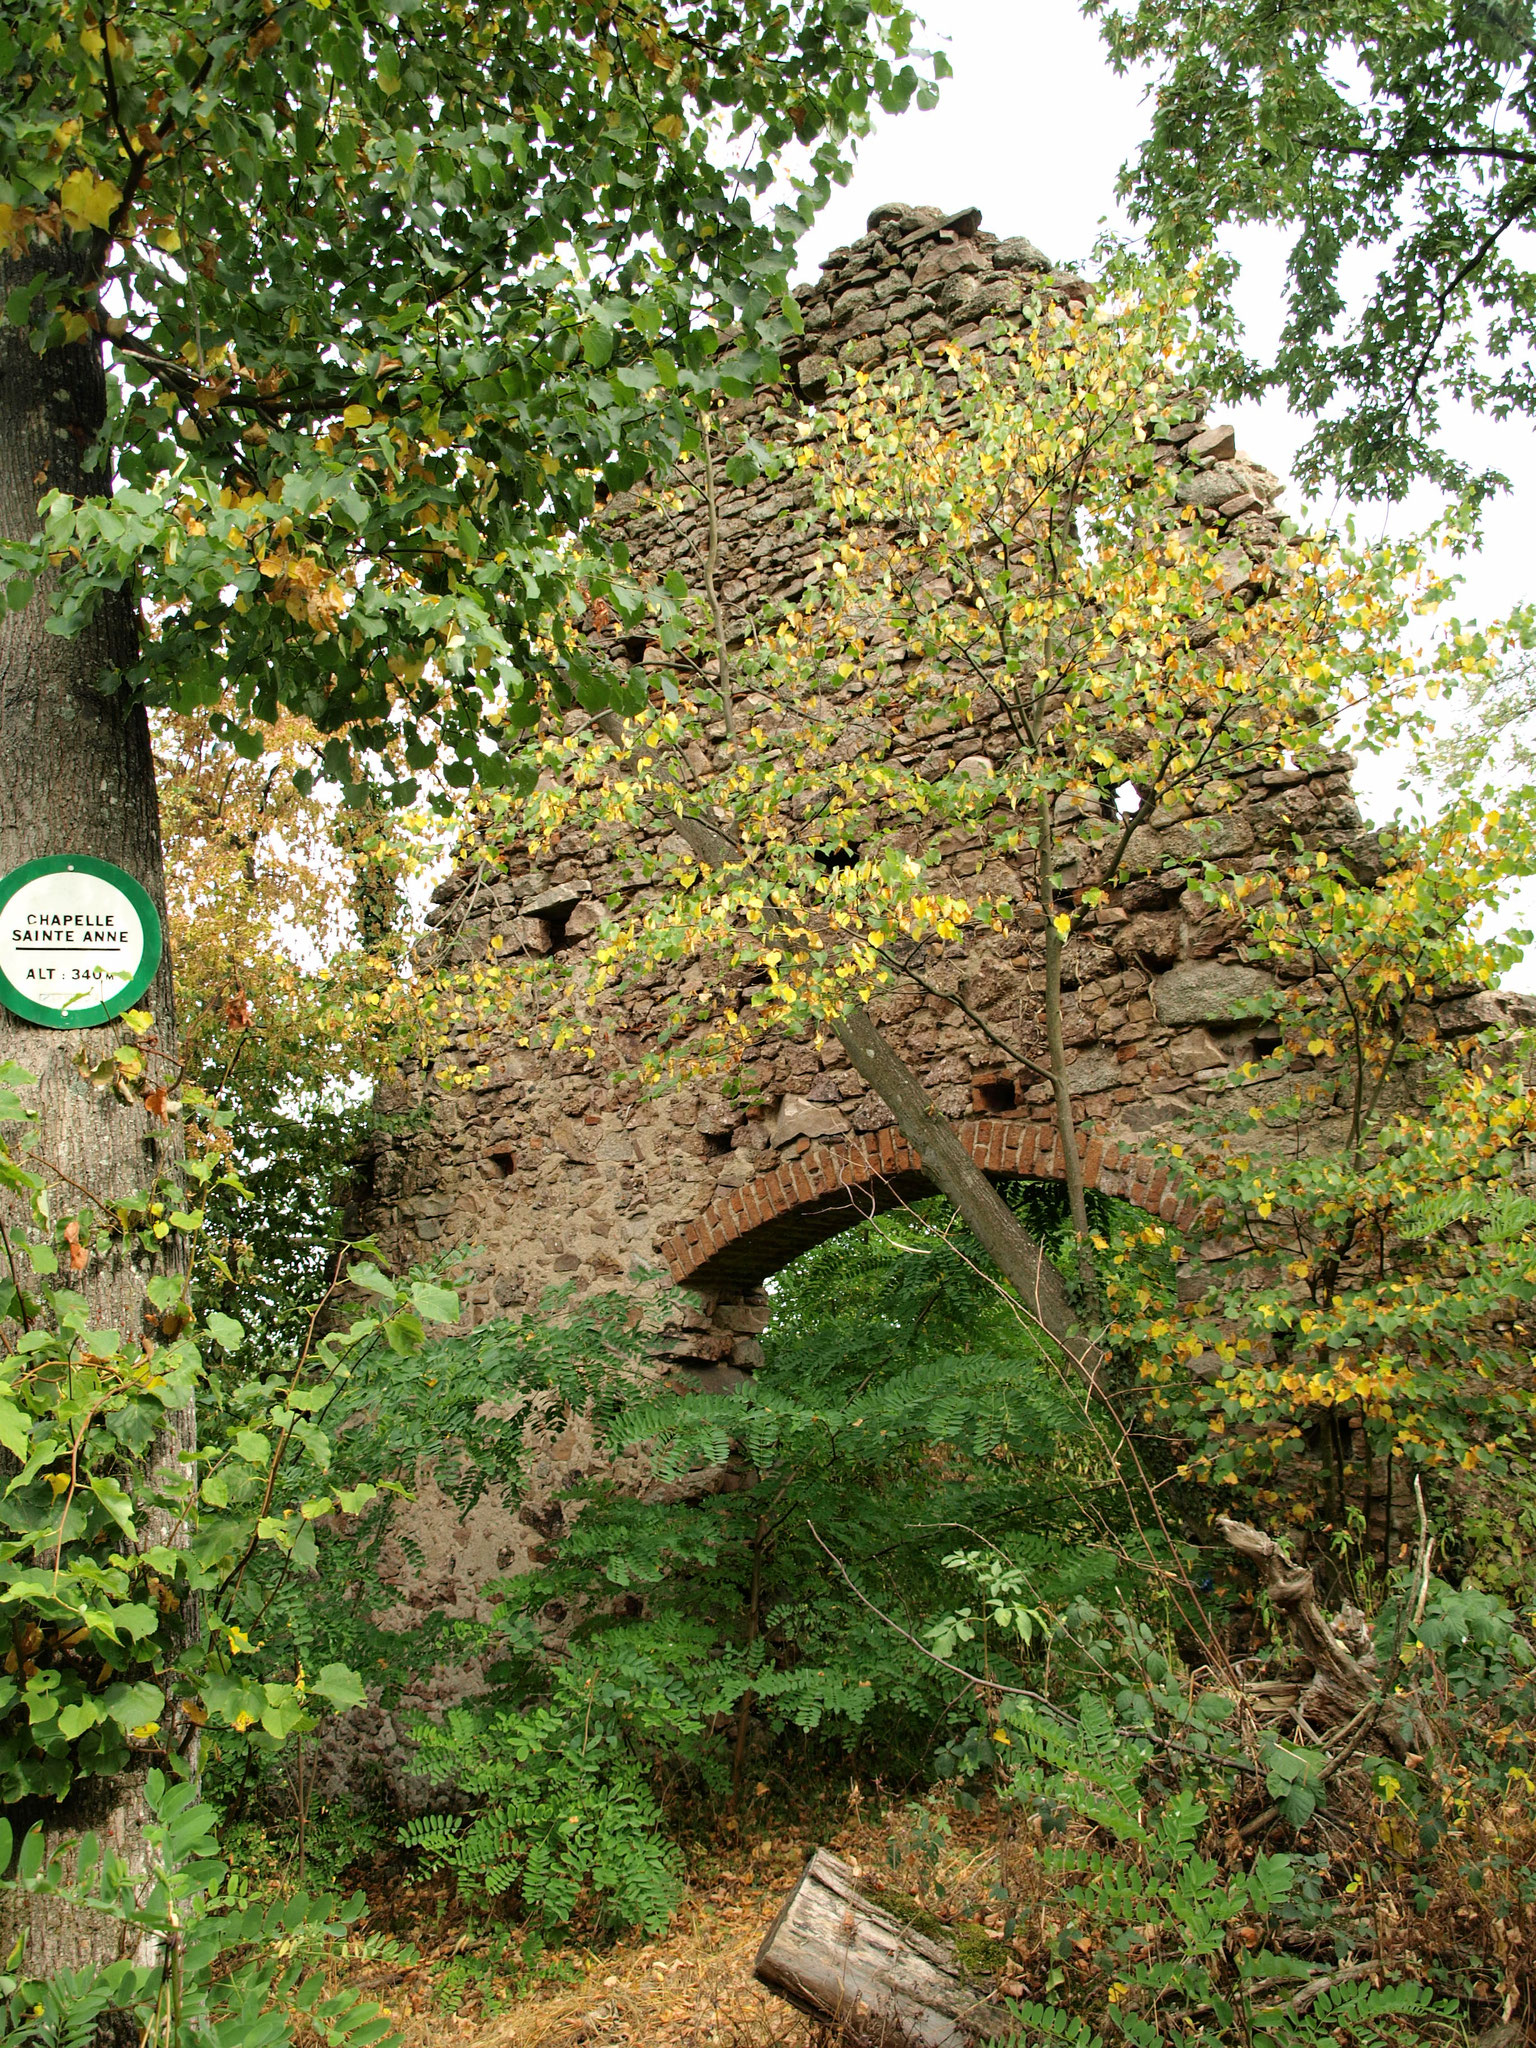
xmin=348 ymin=1263 xmax=397 ymax=1300
xmin=205 ymin=1311 xmax=245 ymax=1352
xmin=260 ymin=1686 xmax=313 ymax=1741
xmin=57 ymin=1698 xmax=105 ymax=1739
xmin=409 ymin=1282 xmax=459 ymax=1326
xmin=88 ymin=1475 xmax=137 ymax=1538
xmin=202 ymin=1673 xmax=267 ymax=1729
xmin=383 ymin=1309 xmax=426 ymax=1357
xmin=0 ymin=1399 xmax=32 ymax=1462
xmin=312 ymin=1662 xmax=367 ymax=1710
xmin=109 ymin=1604 xmax=162 ymax=1643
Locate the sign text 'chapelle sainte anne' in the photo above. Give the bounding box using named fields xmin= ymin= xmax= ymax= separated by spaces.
xmin=0 ymin=858 xmax=162 ymax=1028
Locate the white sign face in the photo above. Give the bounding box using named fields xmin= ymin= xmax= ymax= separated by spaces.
xmin=0 ymin=866 xmax=152 ymax=1022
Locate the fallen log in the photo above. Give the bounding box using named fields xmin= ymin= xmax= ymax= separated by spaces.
xmin=754 ymin=1849 xmax=1000 ymax=2048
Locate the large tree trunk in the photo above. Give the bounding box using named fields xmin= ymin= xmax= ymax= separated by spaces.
xmin=0 ymin=248 xmax=183 ymax=1991
xmin=755 ymin=1850 xmax=1000 ymax=2048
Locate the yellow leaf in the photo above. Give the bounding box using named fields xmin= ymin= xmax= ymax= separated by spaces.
xmin=60 ymin=168 xmax=122 ymax=233
xmin=79 ymin=25 xmax=104 ymax=55
xmin=154 ymin=225 xmax=180 ymax=252
xmin=1052 ymin=912 xmax=1071 ymax=938
xmin=342 ymin=403 xmax=372 ymax=428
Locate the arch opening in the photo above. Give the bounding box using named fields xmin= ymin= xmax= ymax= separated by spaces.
xmin=663 ymin=1119 xmax=1197 ymax=1301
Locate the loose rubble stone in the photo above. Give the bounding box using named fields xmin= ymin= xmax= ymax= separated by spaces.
xmin=523 ymin=881 xmax=584 ymax=918
xmin=1188 ymin=423 xmax=1237 ymax=462
xmin=1435 ymin=990 xmax=1510 ymax=1035
xmin=503 ymin=915 xmax=553 ymax=955
xmin=767 ymin=1094 xmax=852 ymax=1146
xmin=993 ymin=235 xmax=1050 ymax=272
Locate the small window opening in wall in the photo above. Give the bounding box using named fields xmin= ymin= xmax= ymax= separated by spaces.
xmin=703 ymin=1130 xmax=733 ymax=1157
xmin=487 ymin=1148 xmax=516 ymax=1177
xmin=972 ymin=1074 xmax=1017 ymax=1114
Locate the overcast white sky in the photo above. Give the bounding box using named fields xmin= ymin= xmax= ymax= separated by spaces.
xmin=784 ymin=0 xmax=1536 ymax=844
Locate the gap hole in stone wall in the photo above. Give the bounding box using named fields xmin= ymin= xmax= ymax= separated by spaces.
xmin=972 ymin=1075 xmax=1018 ymax=1114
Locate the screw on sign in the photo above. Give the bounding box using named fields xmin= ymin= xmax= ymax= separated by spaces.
xmin=0 ymin=857 xmax=163 ymax=1028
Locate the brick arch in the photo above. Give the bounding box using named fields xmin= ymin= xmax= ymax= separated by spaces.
xmin=659 ymin=1118 xmax=1201 ymax=1294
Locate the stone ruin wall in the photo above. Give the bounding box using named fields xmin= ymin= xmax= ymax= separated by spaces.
xmin=333 ymin=200 xmax=1536 ymax=1803
xmin=367 ymin=201 xmax=1371 ymax=1334
xmin=351 ymin=202 xmax=1394 ymax=1671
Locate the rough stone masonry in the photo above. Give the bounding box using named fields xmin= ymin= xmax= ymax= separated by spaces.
xmin=357 ymin=203 xmax=1510 ymax=1630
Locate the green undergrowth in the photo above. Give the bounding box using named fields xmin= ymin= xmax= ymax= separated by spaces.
xmin=180 ymin=1187 xmax=1536 ymax=2041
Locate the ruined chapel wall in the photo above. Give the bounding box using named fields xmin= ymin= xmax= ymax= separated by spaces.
xmin=365 ymin=202 xmax=1369 ymax=1400
xmin=323 ymin=204 xmax=1536 ymax=1811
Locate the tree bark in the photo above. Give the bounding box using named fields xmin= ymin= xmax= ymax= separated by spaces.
xmin=0 ymin=250 xmax=177 ymax=1304
xmin=0 ymin=248 xmax=183 ymax=1993
xmin=832 ymin=1003 xmax=1100 ymax=1377
xmin=1035 ymin=794 xmax=1099 ymax=1315
xmin=755 ymin=1849 xmax=999 ymax=2048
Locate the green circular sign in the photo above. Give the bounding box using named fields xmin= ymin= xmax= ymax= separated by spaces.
xmin=0 ymin=857 xmax=163 ymax=1029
